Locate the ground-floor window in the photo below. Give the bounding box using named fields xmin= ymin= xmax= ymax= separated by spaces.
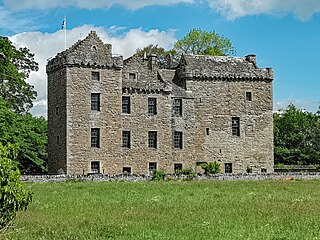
xmin=225 ymin=163 xmax=232 ymax=173
xmin=123 ymin=167 xmax=131 ymax=174
xmin=174 ymin=163 xmax=182 ymax=173
xmin=149 ymin=162 xmax=157 ymax=174
xmin=261 ymin=168 xmax=267 ymax=173
xmin=91 ymin=161 xmax=100 ymax=173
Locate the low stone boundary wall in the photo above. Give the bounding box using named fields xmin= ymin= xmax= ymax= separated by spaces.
xmin=20 ymin=172 xmax=320 ymax=182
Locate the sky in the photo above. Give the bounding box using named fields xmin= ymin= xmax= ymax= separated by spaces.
xmin=1 ymin=0 xmax=320 ymax=117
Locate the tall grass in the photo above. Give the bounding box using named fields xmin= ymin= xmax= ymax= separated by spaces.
xmin=4 ymin=180 xmax=320 ymax=239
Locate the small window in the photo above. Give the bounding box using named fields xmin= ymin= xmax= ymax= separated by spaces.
xmin=92 ymin=71 xmax=100 ymax=81
xmin=56 ymin=135 xmax=60 ymax=144
xmin=206 ymin=128 xmax=209 ymax=135
xmin=122 ymin=131 xmax=131 ymax=148
xmin=55 ymin=106 xmax=59 ymax=115
xmin=91 ymin=93 xmax=100 ymax=111
xmin=91 ymin=128 xmax=100 ymax=148
xmin=232 ymin=117 xmax=240 ymax=136
xmin=246 ymin=92 xmax=252 ymax=101
xmin=148 ymin=98 xmax=157 ymax=115
xmin=173 ymin=99 xmax=182 ymax=116
xmin=122 ymin=96 xmax=131 ymax=114
xmin=149 ymin=162 xmax=157 ymax=174
xmin=123 ymin=167 xmax=131 ymax=174
xmin=148 ymin=131 xmax=157 ymax=149
xmin=91 ymin=161 xmax=100 ymax=173
xmin=173 ymin=131 xmax=183 ymax=149
xmin=261 ymin=168 xmax=267 ymax=173
xmin=129 ymin=73 xmax=136 ymax=80
xmin=225 ymin=163 xmax=232 ymax=173
xmin=174 ymin=163 xmax=182 ymax=172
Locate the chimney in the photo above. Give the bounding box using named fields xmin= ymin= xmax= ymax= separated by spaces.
xmin=245 ymin=54 xmax=256 ymax=67
xmin=148 ymin=54 xmax=157 ymax=70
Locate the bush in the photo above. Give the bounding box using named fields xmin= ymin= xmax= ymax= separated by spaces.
xmin=151 ymin=170 xmax=166 ymax=181
xmin=0 ymin=143 xmax=33 ymax=230
xmin=201 ymin=161 xmax=221 ymax=174
xmin=176 ymin=168 xmax=194 ymax=176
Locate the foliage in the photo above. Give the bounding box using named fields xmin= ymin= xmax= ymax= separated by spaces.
xmin=176 ymin=168 xmax=196 ymax=179
xmin=201 ymin=161 xmax=221 ymax=174
xmin=151 ymin=170 xmax=166 ymax=181
xmin=274 ymin=104 xmax=320 ymax=165
xmin=0 ymin=36 xmax=38 ymax=113
xmin=0 ymin=97 xmax=47 ymax=173
xmin=0 ymin=143 xmax=33 ymax=230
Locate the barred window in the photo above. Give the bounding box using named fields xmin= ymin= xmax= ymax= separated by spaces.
xmin=122 ymin=96 xmax=131 ymax=114
xmin=225 ymin=163 xmax=232 ymax=173
xmin=173 ymin=99 xmax=182 ymax=116
xmin=92 ymin=71 xmax=100 ymax=81
xmin=148 ymin=98 xmax=157 ymax=115
xmin=173 ymin=131 xmax=183 ymax=149
xmin=91 ymin=93 xmax=100 ymax=111
xmin=232 ymin=117 xmax=240 ymax=136
xmin=122 ymin=131 xmax=131 ymax=148
xmin=91 ymin=128 xmax=100 ymax=148
xmin=91 ymin=161 xmax=100 ymax=173
xmin=149 ymin=162 xmax=157 ymax=173
xmin=129 ymin=73 xmax=136 ymax=80
xmin=148 ymin=131 xmax=157 ymax=149
xmin=174 ymin=163 xmax=182 ymax=172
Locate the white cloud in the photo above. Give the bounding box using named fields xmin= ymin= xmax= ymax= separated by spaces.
xmin=208 ymin=0 xmax=320 ymax=20
xmin=4 ymin=0 xmax=193 ymax=10
xmin=275 ymin=98 xmax=320 ymax=113
xmin=9 ymin=25 xmax=176 ymax=118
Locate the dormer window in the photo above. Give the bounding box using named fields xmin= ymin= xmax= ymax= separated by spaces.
xmin=129 ymin=73 xmax=137 ymax=80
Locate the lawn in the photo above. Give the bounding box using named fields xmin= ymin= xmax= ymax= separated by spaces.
xmin=4 ymin=180 xmax=320 ymax=240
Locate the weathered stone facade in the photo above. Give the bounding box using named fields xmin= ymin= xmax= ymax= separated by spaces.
xmin=47 ymin=31 xmax=274 ymax=175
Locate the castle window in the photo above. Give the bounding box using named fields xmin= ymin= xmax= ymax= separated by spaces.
xmin=148 ymin=98 xmax=157 ymax=115
xmin=56 ymin=135 xmax=60 ymax=144
xmin=206 ymin=128 xmax=209 ymax=135
xmin=174 ymin=163 xmax=182 ymax=173
xmin=261 ymin=168 xmax=267 ymax=173
xmin=173 ymin=131 xmax=183 ymax=149
xmin=122 ymin=131 xmax=131 ymax=148
xmin=123 ymin=167 xmax=131 ymax=174
xmin=91 ymin=128 xmax=100 ymax=148
xmin=91 ymin=93 xmax=100 ymax=111
xmin=129 ymin=73 xmax=136 ymax=80
xmin=91 ymin=161 xmax=100 ymax=173
xmin=122 ymin=96 xmax=131 ymax=114
xmin=225 ymin=163 xmax=232 ymax=173
xmin=173 ymin=99 xmax=182 ymax=116
xmin=149 ymin=162 xmax=157 ymax=174
xmin=232 ymin=117 xmax=240 ymax=136
xmin=92 ymin=71 xmax=100 ymax=81
xmin=246 ymin=92 xmax=252 ymax=101
xmin=55 ymin=106 xmax=59 ymax=115
xmin=148 ymin=131 xmax=157 ymax=149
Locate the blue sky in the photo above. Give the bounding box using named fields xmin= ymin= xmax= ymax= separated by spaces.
xmin=1 ymin=0 xmax=319 ymax=117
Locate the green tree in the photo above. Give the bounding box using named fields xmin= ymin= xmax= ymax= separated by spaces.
xmin=0 ymin=97 xmax=47 ymax=173
xmin=0 ymin=36 xmax=38 ymax=113
xmin=274 ymin=104 xmax=320 ymax=165
xmin=0 ymin=142 xmax=33 ymax=230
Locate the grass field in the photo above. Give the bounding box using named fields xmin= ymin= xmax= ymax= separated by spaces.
xmin=3 ymin=180 xmax=320 ymax=240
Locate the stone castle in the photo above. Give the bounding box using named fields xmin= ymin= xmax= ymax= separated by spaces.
xmin=47 ymin=31 xmax=274 ymax=175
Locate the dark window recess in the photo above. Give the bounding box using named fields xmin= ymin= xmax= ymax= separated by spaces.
xmin=206 ymin=128 xmax=209 ymax=135
xmin=122 ymin=131 xmax=131 ymax=148
xmin=123 ymin=167 xmax=131 ymax=174
xmin=129 ymin=73 xmax=136 ymax=80
xmin=91 ymin=128 xmax=100 ymax=148
xmin=148 ymin=131 xmax=157 ymax=148
xmin=173 ymin=99 xmax=182 ymax=116
xmin=174 ymin=163 xmax=182 ymax=172
xmin=55 ymin=106 xmax=59 ymax=115
xmin=148 ymin=98 xmax=157 ymax=115
xmin=91 ymin=93 xmax=100 ymax=111
xmin=122 ymin=96 xmax=131 ymax=114
xmin=92 ymin=71 xmax=100 ymax=81
xmin=225 ymin=163 xmax=232 ymax=173
xmin=246 ymin=92 xmax=252 ymax=101
xmin=173 ymin=131 xmax=183 ymax=149
xmin=91 ymin=161 xmax=100 ymax=173
xmin=56 ymin=135 xmax=60 ymax=144
xmin=232 ymin=117 xmax=240 ymax=136
xmin=149 ymin=162 xmax=157 ymax=173
xmin=261 ymin=168 xmax=267 ymax=173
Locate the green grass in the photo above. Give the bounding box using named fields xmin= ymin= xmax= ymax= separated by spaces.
xmin=4 ymin=180 xmax=320 ymax=240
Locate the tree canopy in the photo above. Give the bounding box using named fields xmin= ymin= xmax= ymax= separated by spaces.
xmin=0 ymin=37 xmax=38 ymax=113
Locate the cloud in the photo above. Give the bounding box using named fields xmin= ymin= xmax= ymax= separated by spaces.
xmin=4 ymin=0 xmax=193 ymax=10
xmin=275 ymin=98 xmax=320 ymax=113
xmin=9 ymin=25 xmax=176 ymax=118
xmin=208 ymin=0 xmax=320 ymax=20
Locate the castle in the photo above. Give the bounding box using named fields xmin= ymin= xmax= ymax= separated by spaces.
xmin=47 ymin=31 xmax=274 ymax=175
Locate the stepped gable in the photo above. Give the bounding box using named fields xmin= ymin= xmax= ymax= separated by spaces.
xmin=46 ymin=31 xmax=123 ymax=72
xmin=178 ymin=54 xmax=274 ymax=80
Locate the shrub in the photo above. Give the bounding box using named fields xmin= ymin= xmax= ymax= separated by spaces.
xmin=151 ymin=170 xmax=166 ymax=181
xmin=201 ymin=161 xmax=221 ymax=174
xmin=0 ymin=143 xmax=33 ymax=230
xmin=176 ymin=168 xmax=194 ymax=176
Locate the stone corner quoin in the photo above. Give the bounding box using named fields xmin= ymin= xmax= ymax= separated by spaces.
xmin=46 ymin=30 xmax=274 ymax=176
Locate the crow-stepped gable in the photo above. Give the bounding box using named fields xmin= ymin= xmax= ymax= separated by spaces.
xmin=47 ymin=31 xmax=274 ymax=175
